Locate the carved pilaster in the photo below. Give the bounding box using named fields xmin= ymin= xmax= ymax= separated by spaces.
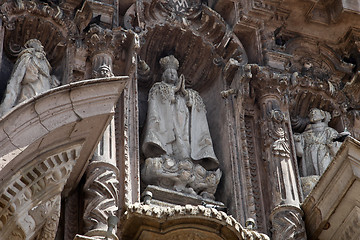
xmin=82 ymin=33 xmax=120 ymax=239
xmin=250 ymin=65 xmax=306 ymax=239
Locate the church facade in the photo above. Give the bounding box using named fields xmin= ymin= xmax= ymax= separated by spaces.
xmin=0 ymin=0 xmax=360 ymax=239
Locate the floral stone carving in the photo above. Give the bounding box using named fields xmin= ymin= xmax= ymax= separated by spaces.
xmin=141 ymin=55 xmax=221 ymax=200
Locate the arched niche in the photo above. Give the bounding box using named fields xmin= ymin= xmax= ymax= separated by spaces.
xmin=135 ymin=0 xmax=248 ymax=208
xmin=0 ymin=0 xmax=78 ymax=96
xmin=284 ymin=38 xmax=353 ymax=133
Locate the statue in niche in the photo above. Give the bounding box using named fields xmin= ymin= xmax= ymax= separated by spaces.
xmin=0 ymin=39 xmax=59 ymax=116
xmin=141 ymin=55 xmax=221 ymax=200
xmin=294 ymin=108 xmax=341 ymax=177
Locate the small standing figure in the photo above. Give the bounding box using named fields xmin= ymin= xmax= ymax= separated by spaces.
xmin=294 ymin=108 xmax=341 ymax=177
xmin=0 ymin=39 xmax=59 ymax=116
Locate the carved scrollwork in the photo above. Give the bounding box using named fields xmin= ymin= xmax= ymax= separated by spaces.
xmin=1 ymin=0 xmax=76 ymax=65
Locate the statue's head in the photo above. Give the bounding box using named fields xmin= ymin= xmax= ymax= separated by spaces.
xmin=24 ymin=39 xmax=44 ymax=52
xmin=160 ymin=55 xmax=179 ymax=84
xmin=97 ymin=64 xmax=114 ymax=78
xmin=309 ymin=108 xmax=330 ymax=123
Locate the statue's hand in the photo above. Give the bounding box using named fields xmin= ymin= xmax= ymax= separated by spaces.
xmin=180 ymin=74 xmax=188 ymax=96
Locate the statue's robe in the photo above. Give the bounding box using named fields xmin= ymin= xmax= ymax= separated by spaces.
xmin=298 ymin=123 xmax=340 ymax=176
xmin=0 ymin=48 xmax=53 ymax=116
xmin=142 ymin=82 xmax=219 ymax=170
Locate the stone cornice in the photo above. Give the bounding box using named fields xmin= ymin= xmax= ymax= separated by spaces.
xmin=122 ymin=203 xmax=270 ymax=240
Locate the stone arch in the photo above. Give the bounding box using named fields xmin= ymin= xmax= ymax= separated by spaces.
xmin=0 ymin=0 xmax=77 ymax=66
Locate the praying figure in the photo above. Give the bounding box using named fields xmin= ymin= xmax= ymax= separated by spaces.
xmin=141 ymin=55 xmax=221 ymax=199
xmin=0 ymin=39 xmax=59 ymax=116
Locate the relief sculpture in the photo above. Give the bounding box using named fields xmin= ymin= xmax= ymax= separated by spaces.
xmin=0 ymin=39 xmax=59 ymax=116
xmin=141 ymin=55 xmax=221 ymax=200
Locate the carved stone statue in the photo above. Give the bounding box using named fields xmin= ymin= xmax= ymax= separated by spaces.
xmin=141 ymin=55 xmax=221 ymax=200
xmin=294 ymin=108 xmax=341 ymax=177
xmin=0 ymin=39 xmax=59 ymax=116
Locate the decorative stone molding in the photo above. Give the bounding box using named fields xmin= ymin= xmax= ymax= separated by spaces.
xmin=0 ymin=76 xmax=129 ymax=195
xmin=121 ymin=203 xmax=270 ymax=240
xmin=0 ymin=143 xmax=82 ymax=239
xmin=85 ymin=25 xmax=131 ymax=63
xmin=0 ymin=0 xmax=77 ymax=64
xmin=270 ymin=205 xmax=306 ymax=240
xmin=83 ymin=162 xmax=120 ymax=238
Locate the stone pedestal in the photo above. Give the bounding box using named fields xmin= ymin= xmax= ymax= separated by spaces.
xmin=143 ymin=185 xmax=225 ymax=209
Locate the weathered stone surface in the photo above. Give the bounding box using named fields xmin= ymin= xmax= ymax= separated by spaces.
xmin=142 ymin=185 xmax=225 ymax=208
xmin=141 ymin=55 xmax=221 ymax=200
xmin=302 ymin=137 xmax=360 ymax=240
xmin=295 ymin=108 xmax=341 ymax=178
xmin=0 ymin=76 xmax=128 ymax=239
xmin=0 ymin=39 xmax=59 ymax=116
xmin=121 ymin=203 xmax=270 ymax=240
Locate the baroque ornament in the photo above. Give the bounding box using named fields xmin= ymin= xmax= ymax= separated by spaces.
xmin=0 ymin=144 xmax=82 ymax=239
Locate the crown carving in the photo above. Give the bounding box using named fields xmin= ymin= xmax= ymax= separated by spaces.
xmin=160 ymin=55 xmax=179 ymax=70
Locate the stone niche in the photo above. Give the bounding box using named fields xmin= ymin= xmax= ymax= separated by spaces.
xmin=134 ymin=0 xmax=248 ymax=210
xmin=138 ymin=52 xmax=229 ymax=207
xmin=136 ymin=0 xmax=248 ymax=208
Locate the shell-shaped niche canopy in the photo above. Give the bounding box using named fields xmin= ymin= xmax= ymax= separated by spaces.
xmin=1 ymin=0 xmax=77 ymax=66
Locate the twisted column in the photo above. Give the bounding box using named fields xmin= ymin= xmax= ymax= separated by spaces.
xmin=83 ymin=52 xmax=119 ymax=240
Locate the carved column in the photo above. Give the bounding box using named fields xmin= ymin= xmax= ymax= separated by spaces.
xmin=82 ymin=29 xmax=119 ymax=240
xmin=251 ymin=65 xmax=306 ymax=239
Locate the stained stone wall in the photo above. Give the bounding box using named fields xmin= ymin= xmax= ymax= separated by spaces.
xmin=0 ymin=0 xmax=359 ymax=240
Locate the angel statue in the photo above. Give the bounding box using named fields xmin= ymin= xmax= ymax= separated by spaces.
xmin=0 ymin=39 xmax=59 ymax=116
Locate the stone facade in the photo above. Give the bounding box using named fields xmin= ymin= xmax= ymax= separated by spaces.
xmin=0 ymin=0 xmax=359 ymax=239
